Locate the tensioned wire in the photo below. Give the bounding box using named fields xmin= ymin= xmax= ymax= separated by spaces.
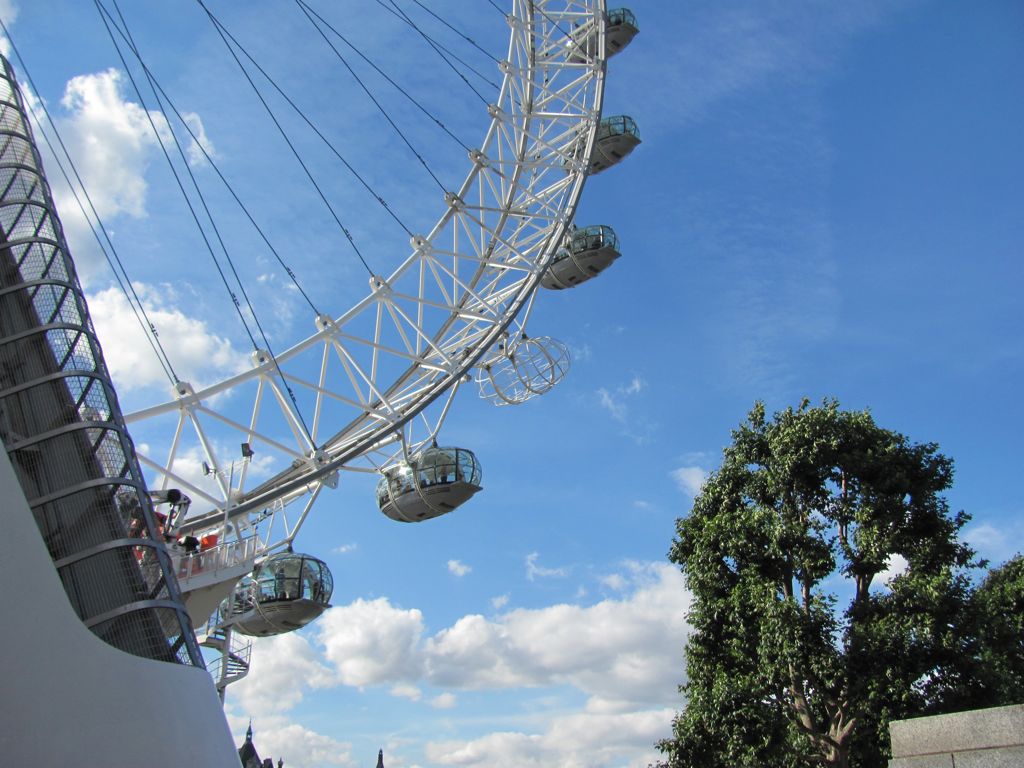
xmin=0 ymin=18 xmax=181 ymax=387
xmin=406 ymin=0 xmax=502 ymax=66
xmin=294 ymin=0 xmax=473 ymax=154
xmin=198 ymin=0 xmax=486 ymax=274
xmin=196 ymin=0 xmax=379 ymax=277
xmin=294 ymin=0 xmax=448 ymax=195
xmin=88 ymin=4 xmax=323 ymax=320
xmin=376 ymin=0 xmax=499 ymax=105
xmin=98 ymin=0 xmax=316 ymax=442
xmin=96 ymin=0 xmax=513 ymax=437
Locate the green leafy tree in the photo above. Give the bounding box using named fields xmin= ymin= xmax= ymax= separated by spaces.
xmin=660 ymin=399 xmax=990 ymax=768
xmin=973 ymin=554 xmax=1024 ymax=700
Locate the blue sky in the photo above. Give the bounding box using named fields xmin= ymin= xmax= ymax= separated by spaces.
xmin=4 ymin=1 xmax=1023 ymax=766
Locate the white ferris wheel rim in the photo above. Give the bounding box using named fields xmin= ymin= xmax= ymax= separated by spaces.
xmin=124 ymin=0 xmax=609 ymax=535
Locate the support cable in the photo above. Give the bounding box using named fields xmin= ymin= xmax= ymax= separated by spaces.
xmin=294 ymin=0 xmax=447 ymax=194
xmin=90 ymin=5 xmax=321 ymax=319
xmin=100 ymin=0 xmax=315 ymax=444
xmin=198 ymin=0 xmax=413 ymax=259
xmin=407 ymin=0 xmax=502 ymax=65
xmin=535 ymin=5 xmax=579 ymax=45
xmin=295 ymin=0 xmax=472 ymax=154
xmin=374 ymin=0 xmax=499 ymax=104
xmin=0 ymin=19 xmax=181 ymax=386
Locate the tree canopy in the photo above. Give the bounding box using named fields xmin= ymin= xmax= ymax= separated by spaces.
xmin=660 ymin=400 xmax=1019 ymax=768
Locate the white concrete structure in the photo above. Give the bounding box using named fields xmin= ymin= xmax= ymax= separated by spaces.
xmin=0 ymin=449 xmax=241 ymax=766
xmin=888 ymin=704 xmax=1024 ymax=767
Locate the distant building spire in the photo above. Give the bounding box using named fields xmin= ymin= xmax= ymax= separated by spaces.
xmin=376 ymin=748 xmax=384 ymax=768
xmin=246 ymin=721 xmax=254 ymax=742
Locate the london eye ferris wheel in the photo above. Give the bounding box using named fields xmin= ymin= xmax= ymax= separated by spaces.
xmin=19 ymin=0 xmax=641 ymax=693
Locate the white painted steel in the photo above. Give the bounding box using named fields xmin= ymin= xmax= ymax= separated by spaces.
xmin=124 ymin=1 xmax=609 ymax=558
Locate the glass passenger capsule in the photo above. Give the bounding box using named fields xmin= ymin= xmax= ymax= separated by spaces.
xmin=589 ymin=115 xmax=641 ymax=174
xmin=541 ymin=225 xmax=621 ymax=290
xmin=376 ymin=446 xmax=483 ymax=523
xmin=227 ymin=552 xmax=333 ymax=637
xmin=567 ymin=7 xmax=639 ymax=63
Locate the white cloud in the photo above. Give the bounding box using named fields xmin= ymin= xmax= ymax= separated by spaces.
xmin=490 ymin=594 xmax=509 ymax=611
xmin=424 ymin=707 xmax=675 ymax=768
xmin=315 ymin=598 xmax=425 ymax=687
xmin=423 ymin=564 xmax=690 ymax=705
xmin=333 ymin=543 xmax=358 ymax=555
xmin=28 ymin=68 xmax=213 ymax=284
xmin=389 ymin=684 xmax=422 ymax=701
xmin=225 ymin=563 xmax=690 ymax=766
xmin=447 ymin=559 xmax=472 ymax=577
xmin=230 ymin=632 xmax=331 ymax=714
xmin=88 ymin=283 xmax=247 ymax=392
xmin=632 ymin=500 xmax=652 ymax=510
xmin=965 ymin=520 xmax=1024 ymax=564
xmin=292 ymin=563 xmax=689 ymax=709
xmin=600 ymin=573 xmax=627 ymax=591
xmin=596 ymin=376 xmax=652 ymax=442
xmin=430 ymin=692 xmax=457 ymax=709
xmin=670 ymin=466 xmax=708 ymax=497
xmin=525 ymin=552 xmax=568 ymax=581
xmin=182 ymin=110 xmax=215 ymax=165
xmin=227 ymin=713 xmax=357 ymax=768
xmin=597 ymin=387 xmax=626 ymax=422
xmin=870 ymin=553 xmax=909 ymax=590
xmin=624 ymin=375 xmax=645 ymax=395
xmin=0 ymin=1 xmax=17 ymax=57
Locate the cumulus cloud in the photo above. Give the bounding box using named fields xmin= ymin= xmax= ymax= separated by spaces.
xmin=31 ymin=68 xmax=212 ymax=283
xmin=424 ymin=563 xmax=690 ymax=705
xmin=447 ymin=559 xmax=472 ymax=577
xmin=425 ymin=707 xmax=675 ymax=768
xmin=226 ymin=712 xmax=357 ymax=768
xmin=182 ymin=110 xmax=215 ymax=165
xmin=524 ymin=552 xmax=568 ymax=581
xmin=670 ymin=465 xmax=708 ymax=497
xmin=430 ymin=692 xmax=457 ymax=709
xmin=229 ymin=563 xmax=690 ymax=766
xmin=600 ymin=573 xmax=627 ymax=591
xmin=231 ymin=633 xmax=331 ymax=714
xmin=870 ymin=553 xmax=909 ymax=590
xmin=0 ymin=1 xmax=17 ymax=58
xmin=389 ymin=684 xmax=422 ymax=701
xmin=88 ymin=283 xmax=247 ymax=392
xmin=490 ymin=594 xmax=509 ymax=611
xmin=965 ymin=521 xmax=1024 ymax=564
xmin=290 ymin=563 xmax=690 ymax=708
xmin=315 ymin=598 xmax=425 ymax=687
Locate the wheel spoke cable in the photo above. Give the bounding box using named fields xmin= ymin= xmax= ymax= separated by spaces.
xmin=91 ymin=2 xmax=322 ymax=319
xmin=198 ymin=0 xmax=414 ymax=256
xmin=99 ymin=0 xmax=316 ymax=443
xmin=295 ymin=1 xmax=472 ymax=154
xmin=374 ymin=0 xmax=499 ymax=104
xmin=407 ymin=0 xmax=502 ymax=65
xmin=295 ymin=0 xmax=447 ymax=194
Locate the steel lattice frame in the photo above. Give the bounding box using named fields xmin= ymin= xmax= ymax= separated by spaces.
xmin=126 ymin=0 xmax=608 ymax=543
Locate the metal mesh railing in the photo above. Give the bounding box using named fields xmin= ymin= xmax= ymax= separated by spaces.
xmin=0 ymin=55 xmax=203 ymax=667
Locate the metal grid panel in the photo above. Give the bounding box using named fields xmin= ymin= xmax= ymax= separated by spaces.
xmin=0 ymin=55 xmax=203 ymax=667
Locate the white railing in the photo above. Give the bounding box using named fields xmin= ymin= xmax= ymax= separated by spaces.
xmin=205 ymin=629 xmax=252 ymax=691
xmin=173 ymin=534 xmax=260 ymax=583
